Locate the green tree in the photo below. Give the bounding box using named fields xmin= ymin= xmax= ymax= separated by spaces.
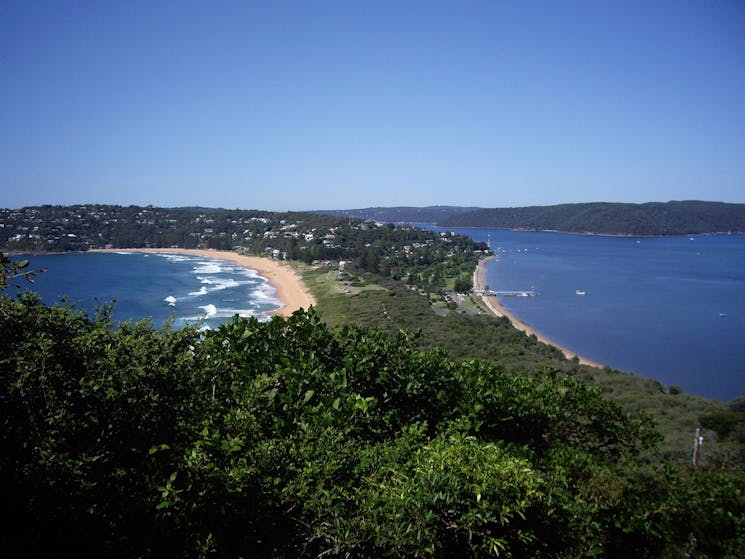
xmin=0 ymin=252 xmax=44 ymax=290
xmin=453 ymin=273 xmax=473 ymax=293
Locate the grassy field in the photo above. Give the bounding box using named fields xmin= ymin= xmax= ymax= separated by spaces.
xmin=296 ymin=262 xmax=736 ymax=466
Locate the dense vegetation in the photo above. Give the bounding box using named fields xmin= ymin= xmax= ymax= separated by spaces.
xmin=439 ymin=201 xmax=745 ymax=235
xmin=0 ymin=204 xmax=348 ymax=252
xmin=2 ymin=286 xmax=743 ymax=558
xmin=301 ymin=264 xmax=742 ymax=464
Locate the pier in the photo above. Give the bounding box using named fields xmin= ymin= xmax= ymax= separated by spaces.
xmin=475 ymin=289 xmax=536 ymax=297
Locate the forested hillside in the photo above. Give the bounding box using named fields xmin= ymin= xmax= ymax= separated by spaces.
xmin=0 ymin=204 xmax=486 ymax=296
xmin=439 ymin=201 xmax=745 ymax=235
xmin=315 ymin=205 xmax=480 ymax=223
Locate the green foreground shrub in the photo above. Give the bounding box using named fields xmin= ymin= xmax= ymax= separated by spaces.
xmin=1 ymin=292 xmax=742 ymax=557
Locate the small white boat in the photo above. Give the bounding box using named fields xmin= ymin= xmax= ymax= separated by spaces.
xmin=576 ymin=290 xmax=586 ymax=296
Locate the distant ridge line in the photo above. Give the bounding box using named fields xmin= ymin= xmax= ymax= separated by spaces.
xmin=313 ymin=205 xmax=481 ymax=224
xmin=317 ymin=201 xmax=745 ymax=236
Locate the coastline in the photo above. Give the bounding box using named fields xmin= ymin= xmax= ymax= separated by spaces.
xmin=437 ymin=225 xmax=743 ymax=238
xmin=90 ymin=248 xmax=315 ymax=317
xmin=473 ymin=256 xmax=603 ymax=368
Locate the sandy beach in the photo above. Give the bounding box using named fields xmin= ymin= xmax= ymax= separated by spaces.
xmin=473 ymin=256 xmax=603 ymax=368
xmin=92 ymin=248 xmax=315 ymax=317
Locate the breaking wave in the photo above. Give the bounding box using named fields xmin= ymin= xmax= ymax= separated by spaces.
xmin=189 ymin=286 xmax=208 ymax=296
xmin=199 ymin=304 xmax=218 ymax=318
xmin=155 ymin=253 xmax=194 ymax=263
xmin=193 ymin=261 xmax=223 ymax=274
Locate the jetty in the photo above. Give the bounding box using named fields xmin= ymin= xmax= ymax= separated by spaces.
xmin=475 ymin=289 xmax=536 ymax=297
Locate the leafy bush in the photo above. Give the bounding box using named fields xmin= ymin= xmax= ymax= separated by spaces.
xmin=1 ymin=292 xmax=742 ymax=557
xmin=700 ymin=411 xmax=745 ymax=439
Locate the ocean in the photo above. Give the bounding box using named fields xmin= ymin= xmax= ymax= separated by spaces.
xmin=15 ymin=251 xmax=283 ymax=330
xmin=424 ymin=226 xmax=745 ymax=402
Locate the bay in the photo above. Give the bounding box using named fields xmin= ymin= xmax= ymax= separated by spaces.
xmin=15 ymin=251 xmax=282 ymax=329
xmin=424 ymin=226 xmax=745 ymax=402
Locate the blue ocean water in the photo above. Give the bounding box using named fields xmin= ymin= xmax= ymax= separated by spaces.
xmin=16 ymin=252 xmax=282 ymax=329
xmin=425 ymin=226 xmax=745 ymax=401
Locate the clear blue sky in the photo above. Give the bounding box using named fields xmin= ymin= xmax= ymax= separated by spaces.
xmin=1 ymin=0 xmax=743 ymax=211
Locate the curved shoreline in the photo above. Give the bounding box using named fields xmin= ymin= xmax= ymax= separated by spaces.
xmin=90 ymin=248 xmax=315 ymax=317
xmin=473 ymin=256 xmax=603 ymax=368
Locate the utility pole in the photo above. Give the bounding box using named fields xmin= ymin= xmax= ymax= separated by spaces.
xmin=692 ymin=427 xmax=703 ymax=468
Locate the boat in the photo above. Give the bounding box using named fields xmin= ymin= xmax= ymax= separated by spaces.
xmin=576 ymin=290 xmax=586 ymax=296
xmin=719 ymin=313 xmax=727 ymax=318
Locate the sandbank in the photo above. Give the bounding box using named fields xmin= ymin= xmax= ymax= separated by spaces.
xmin=473 ymin=256 xmax=603 ymax=368
xmin=91 ymin=248 xmax=315 ymax=317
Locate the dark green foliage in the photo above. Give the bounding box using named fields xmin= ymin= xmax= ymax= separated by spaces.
xmin=1 ymin=293 xmax=743 ymax=557
xmin=730 ymin=397 xmax=745 ymax=413
xmin=604 ymin=466 xmax=745 ymax=558
xmin=453 ymin=273 xmax=473 ymax=293
xmin=700 ymin=411 xmax=745 ymax=439
xmin=441 ymin=201 xmax=745 ymax=235
xmin=0 ymin=251 xmax=44 ymax=289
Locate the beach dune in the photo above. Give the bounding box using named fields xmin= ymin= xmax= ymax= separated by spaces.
xmin=94 ymin=248 xmax=315 ymax=317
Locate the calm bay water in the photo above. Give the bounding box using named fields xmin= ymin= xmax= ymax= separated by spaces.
xmin=18 ymin=252 xmax=282 ymax=330
xmin=424 ymin=226 xmax=745 ymax=401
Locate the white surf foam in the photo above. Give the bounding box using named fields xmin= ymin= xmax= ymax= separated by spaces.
xmin=156 ymin=253 xmax=193 ymax=263
xmin=189 ymin=286 xmax=208 ymax=296
xmin=183 ymin=307 xmax=271 ymax=323
xmin=238 ymin=268 xmax=260 ymax=279
xmin=251 ymin=282 xmax=281 ymax=304
xmin=199 ymin=304 xmax=218 ymax=317
xmin=207 ymin=277 xmax=241 ymax=291
xmin=193 ymin=261 xmax=222 ymax=274
xmin=212 ymin=307 xmax=257 ymax=318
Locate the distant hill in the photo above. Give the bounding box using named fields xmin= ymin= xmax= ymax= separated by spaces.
xmin=314 ymin=206 xmax=481 ymax=224
xmin=439 ymin=201 xmax=745 ymax=236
